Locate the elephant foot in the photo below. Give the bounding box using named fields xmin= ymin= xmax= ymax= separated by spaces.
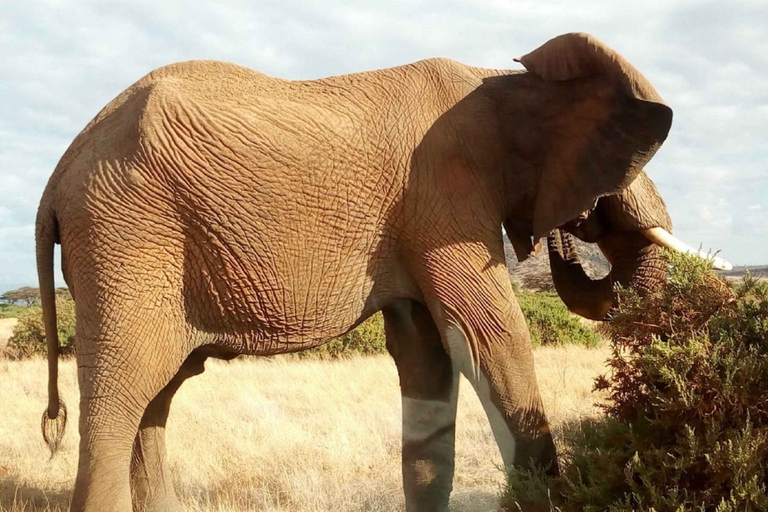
xmin=131 ymin=486 xmax=183 ymax=512
xmin=403 ymin=457 xmax=453 ymax=512
xmin=514 ymin=430 xmax=559 ymax=477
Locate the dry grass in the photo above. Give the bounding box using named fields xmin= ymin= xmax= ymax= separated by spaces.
xmin=0 ymin=345 xmax=609 ymax=512
xmin=0 ymin=319 xmax=17 ymax=353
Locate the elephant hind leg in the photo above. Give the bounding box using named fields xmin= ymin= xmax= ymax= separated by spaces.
xmin=71 ymin=317 xmax=190 ymax=512
xmin=383 ymin=300 xmax=459 ymax=512
xmin=130 ymin=351 xmax=207 ymax=512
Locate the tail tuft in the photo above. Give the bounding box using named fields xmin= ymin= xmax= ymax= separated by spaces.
xmin=41 ymin=395 xmax=67 ymax=457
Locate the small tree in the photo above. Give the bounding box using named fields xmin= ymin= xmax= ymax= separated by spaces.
xmin=1 ymin=287 xmax=41 ymax=306
xmin=6 ymin=297 xmax=76 ymax=358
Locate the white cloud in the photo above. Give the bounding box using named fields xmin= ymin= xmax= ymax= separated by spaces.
xmin=1 ymin=0 xmax=767 ymax=291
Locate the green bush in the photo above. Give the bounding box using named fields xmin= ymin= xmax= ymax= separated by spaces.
xmin=503 ymin=251 xmax=768 ymax=512
xmin=518 ymin=291 xmax=602 ymax=348
xmin=0 ymin=303 xmax=26 ymax=318
xmin=6 ymin=298 xmax=76 ymax=359
xmin=300 ymin=291 xmax=600 ymax=360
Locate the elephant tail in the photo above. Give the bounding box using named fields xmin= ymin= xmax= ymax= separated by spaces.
xmin=36 ymin=202 xmax=67 ymax=456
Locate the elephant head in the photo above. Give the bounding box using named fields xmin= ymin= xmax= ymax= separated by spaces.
xmin=547 ymin=170 xmax=731 ymax=320
xmin=547 ymin=171 xmax=668 ymax=320
xmin=504 ymin=33 xmax=730 ymax=320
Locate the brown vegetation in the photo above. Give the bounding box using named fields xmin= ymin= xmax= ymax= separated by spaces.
xmin=504 ymin=252 xmax=768 ymax=512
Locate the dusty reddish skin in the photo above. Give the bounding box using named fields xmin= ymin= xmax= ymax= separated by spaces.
xmin=36 ymin=32 xmax=673 ymax=512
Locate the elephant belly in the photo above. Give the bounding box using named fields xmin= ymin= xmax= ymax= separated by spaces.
xmin=183 ymin=234 xmax=392 ymax=355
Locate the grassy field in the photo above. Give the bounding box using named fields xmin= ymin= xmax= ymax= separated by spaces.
xmin=0 ymin=346 xmax=609 ymax=512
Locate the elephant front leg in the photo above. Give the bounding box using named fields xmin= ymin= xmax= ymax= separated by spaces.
xmin=418 ymin=245 xmax=558 ymax=476
xmin=130 ymin=353 xmax=206 ymax=512
xmin=444 ymin=319 xmax=558 ymax=474
xmin=383 ymin=300 xmax=460 ymax=512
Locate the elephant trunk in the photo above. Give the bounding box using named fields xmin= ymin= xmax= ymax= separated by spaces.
xmin=598 ymin=233 xmax=668 ymax=294
xmin=547 ymin=229 xmax=614 ymax=321
xmin=548 ymin=228 xmax=668 ymax=321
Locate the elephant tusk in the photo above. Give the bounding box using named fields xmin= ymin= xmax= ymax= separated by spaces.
xmin=641 ymin=227 xmax=733 ymax=271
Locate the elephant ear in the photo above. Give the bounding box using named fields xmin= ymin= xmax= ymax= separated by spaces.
xmin=516 ymin=32 xmax=673 ymax=240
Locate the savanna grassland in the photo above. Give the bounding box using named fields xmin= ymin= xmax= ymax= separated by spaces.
xmin=0 ymin=346 xmax=609 ymax=512
xmin=4 ymin=255 xmax=762 ymax=511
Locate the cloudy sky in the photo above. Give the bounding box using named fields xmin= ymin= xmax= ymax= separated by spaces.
xmin=1 ymin=0 xmax=766 ymax=292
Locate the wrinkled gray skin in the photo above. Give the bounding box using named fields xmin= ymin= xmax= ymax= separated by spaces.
xmin=36 ymin=33 xmax=674 ymax=512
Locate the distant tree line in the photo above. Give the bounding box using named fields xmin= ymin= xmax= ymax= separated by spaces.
xmin=0 ymin=286 xmax=71 ymax=306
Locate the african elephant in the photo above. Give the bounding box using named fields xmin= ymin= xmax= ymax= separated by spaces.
xmin=35 ymin=32 xmax=723 ymax=512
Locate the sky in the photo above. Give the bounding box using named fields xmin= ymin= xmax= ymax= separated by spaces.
xmin=1 ymin=0 xmax=766 ymax=293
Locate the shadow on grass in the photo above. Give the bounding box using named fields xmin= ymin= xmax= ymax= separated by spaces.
xmin=0 ymin=475 xmax=71 ymax=510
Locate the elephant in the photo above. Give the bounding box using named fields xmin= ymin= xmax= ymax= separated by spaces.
xmin=34 ymin=32 xmax=727 ymax=512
